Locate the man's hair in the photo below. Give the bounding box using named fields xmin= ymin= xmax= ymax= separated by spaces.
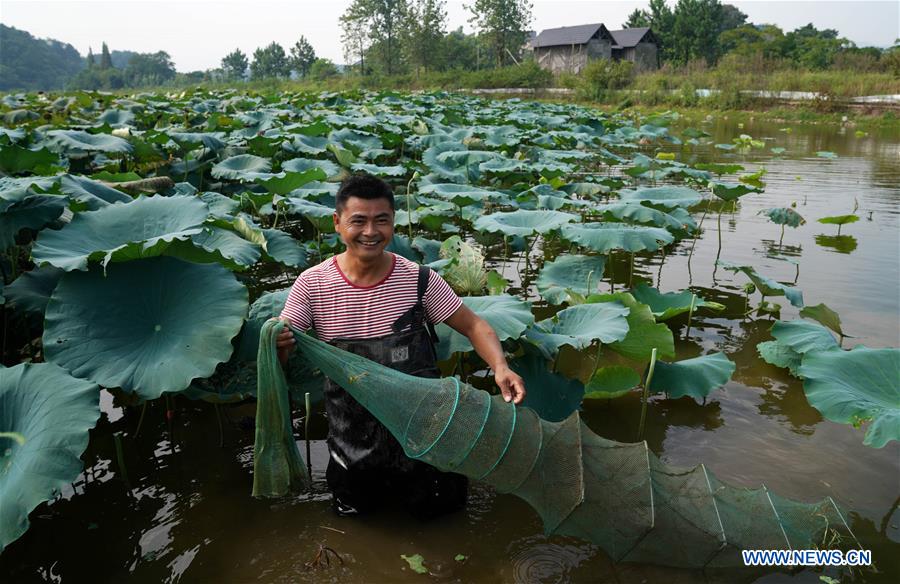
xmin=335 ymin=173 xmax=395 ymax=213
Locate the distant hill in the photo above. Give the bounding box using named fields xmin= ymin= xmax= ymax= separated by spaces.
xmin=0 ymin=24 xmax=85 ymax=91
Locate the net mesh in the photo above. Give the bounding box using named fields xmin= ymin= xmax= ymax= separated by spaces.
xmin=254 ymin=321 xmax=859 ymax=568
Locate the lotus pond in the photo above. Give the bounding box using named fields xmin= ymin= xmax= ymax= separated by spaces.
xmin=0 ymin=90 xmax=898 ymax=583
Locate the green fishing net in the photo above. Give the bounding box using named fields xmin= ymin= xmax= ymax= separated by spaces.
xmin=255 ymin=320 xmax=857 ymax=568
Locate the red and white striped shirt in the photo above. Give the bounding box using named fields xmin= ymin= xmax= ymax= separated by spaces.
xmin=280 ymin=253 xmax=462 ymax=342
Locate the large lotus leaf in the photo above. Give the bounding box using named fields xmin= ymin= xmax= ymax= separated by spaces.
xmin=560 ymin=222 xmax=674 ymax=253
xmin=434 ymin=295 xmax=534 ymax=361
xmin=262 ymin=228 xmax=308 ymax=268
xmin=617 ymin=186 xmax=702 ymax=209
xmin=473 ymin=210 xmax=577 ymax=237
xmin=525 ymin=302 xmax=630 ymax=359
xmin=423 ymin=142 xmax=496 ymax=182
xmin=44 ymin=256 xmax=248 ymax=399
xmin=761 ymin=207 xmax=805 ymax=227
xmin=59 ymin=174 xmax=132 ymax=209
xmin=584 ymin=365 xmax=641 ymax=399
xmin=350 ymin=162 xmax=406 ymax=177
xmin=32 ymin=195 xmax=209 ymax=271
xmin=282 ymin=157 xmax=340 ymax=179
xmin=592 ymin=202 xmax=695 ymax=234
xmin=818 ymin=214 xmax=859 ymax=226
xmin=418 ymin=183 xmax=505 ymax=206
xmin=757 ymin=320 xmax=838 ymax=376
xmin=168 ymin=226 xmax=262 ymax=270
xmin=3 ymin=266 xmax=63 ymax=315
xmin=199 ymin=191 xmax=239 ymax=218
xmin=630 ymin=283 xmax=725 ymax=321
xmin=0 ymin=145 xmax=59 ymax=174
xmin=718 ymin=260 xmax=804 ymax=307
xmin=285 ymin=134 xmax=329 ymax=155
xmin=799 ymin=347 xmax=900 ymax=448
xmin=513 ymin=353 xmax=584 ymax=422
xmin=328 ymin=128 xmax=383 ymax=153
xmin=255 ymin=169 xmax=326 ymax=195
xmin=588 ymin=292 xmax=675 ymax=362
xmin=412 ymin=236 xmax=443 ymax=264
xmin=169 ymin=132 xmax=226 ymax=152
xmin=0 ymin=362 xmax=100 ymax=551
xmin=211 ymin=154 xmax=272 ymax=180
xmin=97 ymin=109 xmax=135 ymax=127
xmin=45 ymin=130 xmax=132 ymax=154
xmin=0 ymin=192 xmax=68 ymax=251
xmin=282 ymin=197 xmax=335 ymax=232
xmin=649 ymin=352 xmax=736 ymax=403
xmin=536 ymin=254 xmax=607 ymax=305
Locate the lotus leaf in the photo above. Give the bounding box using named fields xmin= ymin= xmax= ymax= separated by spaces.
xmin=418 ymin=183 xmax=503 ymax=205
xmin=473 ymin=210 xmax=577 ymax=237
xmin=0 ymin=363 xmax=100 ymax=551
xmin=44 ymin=256 xmax=248 ymax=399
xmin=536 ymin=254 xmax=607 ymax=305
xmin=817 ymin=215 xmax=859 ymax=226
xmin=411 ymin=236 xmax=442 ymax=264
xmin=282 ymin=157 xmax=340 ymax=179
xmin=0 ymin=192 xmax=68 ymax=251
xmin=592 ymin=202 xmax=696 ymax=234
xmin=799 ymin=303 xmax=845 ymax=337
xmin=211 ymin=154 xmax=272 ymax=180
xmin=97 ymin=109 xmax=135 ymax=127
xmin=630 ymin=284 xmax=724 ymax=321
xmin=235 ymin=288 xmax=291 ymax=361
xmin=525 ymin=302 xmax=630 ymax=359
xmin=816 ymin=151 xmax=838 ymax=159
xmin=757 ymin=320 xmax=838 ymax=376
xmin=799 ymin=347 xmax=899 ymax=447
xmin=0 ymin=146 xmax=59 ymax=174
xmin=514 ymin=353 xmax=585 ymax=422
xmin=761 ymin=207 xmax=805 ymax=227
xmin=261 ymin=228 xmax=308 ymax=268
xmin=588 ymin=292 xmax=675 ymax=362
xmin=560 ymin=222 xmax=674 ymax=254
xmin=45 ymin=130 xmax=132 ymax=154
xmin=282 ymin=198 xmax=335 ymax=232
xmin=199 ymin=191 xmax=239 ymax=218
xmin=58 ymin=174 xmax=132 ymax=209
xmin=350 ymin=162 xmax=406 ymax=177
xmin=256 ymin=169 xmax=327 ymax=195
xmin=439 ymin=236 xmax=487 ymax=295
xmin=709 ymin=182 xmax=761 ymax=201
xmin=180 ymin=226 xmax=262 ymax=270
xmin=435 ymin=295 xmax=533 ymax=360
xmin=386 ymin=235 xmax=423 ymax=262
xmin=285 ymin=134 xmax=328 ymax=155
xmin=32 ymin=195 xmax=209 ymax=271
xmin=329 ymin=128 xmax=383 ymax=153
xmin=4 ymin=266 xmax=63 ymax=315
xmin=649 ymin=353 xmax=736 ymax=402
xmin=169 ymin=132 xmax=226 ymax=151
xmin=584 ymin=366 xmax=641 ymax=399
xmin=717 ymin=260 xmax=804 ymax=307
xmin=617 ymin=186 xmax=702 ymax=209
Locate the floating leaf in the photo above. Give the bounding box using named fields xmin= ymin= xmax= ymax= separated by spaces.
xmin=525 ymin=303 xmax=630 ymax=359
xmin=816 ymin=151 xmax=838 ymax=159
xmin=584 ymin=366 xmax=641 ymax=399
xmin=630 ymin=284 xmax=724 ymax=321
xmin=43 ymin=257 xmax=248 ymax=399
xmin=401 ymin=553 xmax=428 ymax=574
xmin=799 ymin=347 xmax=899 ymax=448
xmin=0 ymin=363 xmax=100 ymax=551
xmin=473 ymin=210 xmax=577 ymax=237
xmin=588 ymin=292 xmax=675 ymax=362
xmin=560 ymin=222 xmax=673 ymax=254
xmin=650 ymin=353 xmax=736 ymax=403
xmin=717 ymin=260 xmax=803 ymax=307
xmin=536 ymin=254 xmax=606 ymax=305
xmin=514 ymin=353 xmax=584 ymax=422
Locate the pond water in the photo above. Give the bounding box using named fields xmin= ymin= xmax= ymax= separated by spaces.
xmin=2 ymin=117 xmax=898 ymax=583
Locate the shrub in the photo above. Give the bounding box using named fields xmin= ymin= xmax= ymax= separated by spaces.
xmin=578 ymin=59 xmax=634 ymax=101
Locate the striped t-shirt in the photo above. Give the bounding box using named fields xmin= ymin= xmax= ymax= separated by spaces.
xmin=280 ymin=253 xmax=463 ymax=342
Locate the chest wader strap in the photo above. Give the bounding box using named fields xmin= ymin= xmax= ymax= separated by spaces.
xmin=391 ymin=265 xmax=440 ymax=345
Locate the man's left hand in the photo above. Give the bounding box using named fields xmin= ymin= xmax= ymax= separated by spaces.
xmin=494 ymin=365 xmax=526 ymax=404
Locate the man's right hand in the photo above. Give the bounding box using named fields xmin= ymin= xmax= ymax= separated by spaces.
xmin=276 ymin=318 xmax=295 ymax=366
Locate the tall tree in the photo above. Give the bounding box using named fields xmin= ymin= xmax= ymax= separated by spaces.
xmin=99 ymin=42 xmax=112 ymax=69
xmin=670 ymin=0 xmax=723 ymax=65
xmin=340 ymin=4 xmax=370 ymax=73
xmin=466 ymin=0 xmax=532 ymax=67
xmin=124 ymin=51 xmax=176 ymax=86
xmin=405 ymin=0 xmax=448 ymax=73
xmin=623 ymin=8 xmax=651 ymax=28
xmin=340 ymin=0 xmax=408 ymax=75
xmin=718 ymin=3 xmax=747 ymax=34
xmin=250 ymin=42 xmax=289 ymax=79
xmin=86 ymin=47 xmax=95 ymax=68
xmin=289 ymin=36 xmax=317 ymax=77
xmin=221 ymin=48 xmax=249 ymax=80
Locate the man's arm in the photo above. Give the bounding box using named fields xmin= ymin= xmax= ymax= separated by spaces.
xmin=443 ymin=304 xmax=526 ymax=404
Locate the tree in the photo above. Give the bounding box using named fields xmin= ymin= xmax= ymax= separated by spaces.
xmin=405 ymin=0 xmax=447 ymax=73
xmin=289 ymin=36 xmax=317 ymax=77
xmin=250 ymin=42 xmax=289 ymax=79
xmin=125 ymin=51 xmax=176 ymax=86
xmin=340 ymin=5 xmax=370 ymax=73
xmin=623 ymin=8 xmax=651 ymax=28
xmin=221 ymin=48 xmax=248 ymax=81
xmin=100 ymin=42 xmax=112 ymax=69
xmin=86 ymin=47 xmax=95 ymax=69
xmin=641 ymin=0 xmax=676 ymax=62
xmin=467 ymin=0 xmax=533 ymax=67
xmin=443 ymin=27 xmax=479 ymax=70
xmin=340 ymin=0 xmax=408 ymax=75
xmin=670 ymin=0 xmax=723 ymax=65
xmin=718 ymin=3 xmax=747 ymax=35
xmin=309 ymin=58 xmax=339 ymax=79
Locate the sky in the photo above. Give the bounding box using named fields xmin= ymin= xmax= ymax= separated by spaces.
xmin=1 ymin=0 xmax=898 ymax=72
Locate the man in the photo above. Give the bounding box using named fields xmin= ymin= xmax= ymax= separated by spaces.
xmin=277 ymin=173 xmax=526 ymax=518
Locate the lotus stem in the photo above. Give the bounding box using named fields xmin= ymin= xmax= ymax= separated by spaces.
xmin=638 ymin=348 xmax=658 ymax=440
xmin=405 ymin=175 xmax=415 ymax=239
xmin=214 ymin=403 xmax=225 ymax=448
xmin=586 ymin=270 xmax=594 ymax=296
xmin=304 ymin=391 xmax=312 ymax=477
xmin=687 ymin=199 xmax=711 ymax=264
xmin=113 ymin=432 xmax=131 ymax=488
xmin=685 ymin=293 xmax=697 ymax=339
xmin=133 ymin=401 xmax=148 ymax=438
xmin=628 ymin=252 xmax=635 ymax=289
xmin=0 ymin=431 xmax=26 ymax=446
xmin=779 ymin=224 xmax=785 ymax=248
xmin=608 ymin=251 xmax=615 ymax=293
xmin=657 ymin=245 xmax=666 ymax=288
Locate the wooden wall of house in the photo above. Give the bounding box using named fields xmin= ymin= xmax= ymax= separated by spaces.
xmin=631 ymin=42 xmax=658 ymax=71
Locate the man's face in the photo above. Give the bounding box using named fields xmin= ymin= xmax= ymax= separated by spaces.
xmin=333 ymin=196 xmax=394 ymax=260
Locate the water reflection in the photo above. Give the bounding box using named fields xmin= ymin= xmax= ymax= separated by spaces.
xmin=815 ymin=233 xmax=859 ymax=254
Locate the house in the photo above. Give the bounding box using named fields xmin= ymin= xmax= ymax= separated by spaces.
xmin=529 ymin=23 xmax=658 ymax=74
